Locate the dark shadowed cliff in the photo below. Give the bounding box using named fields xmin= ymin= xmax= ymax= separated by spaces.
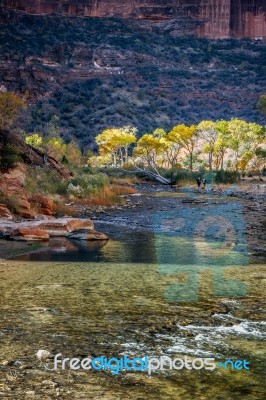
xmin=0 ymin=2 xmax=265 ymax=148
xmin=1 ymin=0 xmax=266 ymax=39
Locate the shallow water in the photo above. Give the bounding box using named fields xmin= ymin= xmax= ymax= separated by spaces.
xmin=1 ymin=190 xmax=265 ymax=399
xmin=0 ymin=260 xmax=265 ymax=399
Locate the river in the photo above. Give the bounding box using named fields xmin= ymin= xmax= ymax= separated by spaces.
xmin=0 ymin=186 xmax=265 ymax=399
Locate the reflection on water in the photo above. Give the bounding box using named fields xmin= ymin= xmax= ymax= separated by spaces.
xmin=12 ymin=230 xmax=158 ymax=263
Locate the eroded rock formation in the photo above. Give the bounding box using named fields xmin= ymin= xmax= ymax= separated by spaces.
xmin=0 ymin=0 xmax=265 ymax=39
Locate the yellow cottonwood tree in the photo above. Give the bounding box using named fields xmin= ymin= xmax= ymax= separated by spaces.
xmin=96 ymin=126 xmax=137 ymax=166
xmin=25 ymin=133 xmax=43 ymax=149
xmin=133 ymin=133 xmax=167 ymax=171
xmin=168 ymin=124 xmax=198 ymax=170
xmin=213 ymin=120 xmax=230 ymax=170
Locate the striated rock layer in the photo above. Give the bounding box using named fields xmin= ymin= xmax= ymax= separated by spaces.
xmin=0 ymin=0 xmax=266 ymax=39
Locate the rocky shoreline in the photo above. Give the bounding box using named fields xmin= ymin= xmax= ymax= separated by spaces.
xmin=0 ymin=182 xmax=265 ymax=261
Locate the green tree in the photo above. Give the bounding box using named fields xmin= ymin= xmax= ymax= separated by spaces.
xmin=43 ymin=137 xmax=66 ymax=161
xmin=257 ymin=94 xmax=266 ymax=115
xmin=65 ymin=141 xmax=82 ymax=166
xmin=227 ymin=119 xmax=265 ymax=173
xmin=0 ymin=144 xmax=21 ymax=170
xmin=251 ymin=148 xmax=266 ymax=178
xmin=47 ymin=115 xmax=60 ymax=136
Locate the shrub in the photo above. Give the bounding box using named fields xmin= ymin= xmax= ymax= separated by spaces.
xmin=0 ymin=144 xmax=22 ymax=171
xmin=69 ymin=173 xmax=110 ymax=197
xmin=0 ymin=190 xmax=21 ymax=214
xmin=163 ymin=169 xmax=201 ymax=185
xmin=257 ymin=94 xmax=266 ymax=115
xmin=24 ymin=167 xmax=69 ymax=195
xmin=214 ymin=170 xmax=241 ymax=184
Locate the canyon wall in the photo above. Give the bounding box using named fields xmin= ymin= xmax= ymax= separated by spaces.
xmin=0 ymin=1 xmax=265 ymax=38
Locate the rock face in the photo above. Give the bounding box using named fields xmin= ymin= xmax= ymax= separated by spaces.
xmin=1 ymin=0 xmax=265 ymax=39
xmin=0 ymin=129 xmax=71 ymax=219
xmin=0 ymin=204 xmax=13 ymax=220
xmin=30 ymin=195 xmax=54 ymax=216
xmin=10 ymin=227 xmax=49 ymax=241
xmin=231 ymin=0 xmax=266 ymax=39
xmin=0 ymin=164 xmax=33 ymax=218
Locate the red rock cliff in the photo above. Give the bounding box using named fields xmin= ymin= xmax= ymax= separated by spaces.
xmin=0 ymin=1 xmax=265 ymax=38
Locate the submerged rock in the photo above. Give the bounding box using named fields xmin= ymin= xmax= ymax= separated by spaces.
xmin=67 ymin=228 xmax=109 ymax=241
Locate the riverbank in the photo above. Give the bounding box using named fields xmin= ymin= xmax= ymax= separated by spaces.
xmin=0 ymin=181 xmax=264 ymax=263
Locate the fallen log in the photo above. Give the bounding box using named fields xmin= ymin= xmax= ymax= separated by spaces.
xmin=134 ymin=167 xmax=171 ymax=184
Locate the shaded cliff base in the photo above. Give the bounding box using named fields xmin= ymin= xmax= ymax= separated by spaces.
xmin=0 ymin=14 xmax=264 ymax=147
xmin=1 ymin=0 xmax=266 ymax=39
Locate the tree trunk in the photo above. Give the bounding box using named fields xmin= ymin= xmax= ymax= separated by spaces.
xmin=209 ymin=152 xmax=213 ymax=172
xmin=189 ymin=152 xmax=193 ymax=171
xmin=221 ymin=153 xmax=224 ymax=170
xmin=125 ymin=145 xmax=128 ymax=164
xmin=135 ymin=167 xmax=171 ymax=184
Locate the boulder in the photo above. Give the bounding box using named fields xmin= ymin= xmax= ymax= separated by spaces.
xmin=30 ymin=195 xmax=54 ymax=216
xmin=0 ymin=204 xmax=13 ymax=220
xmin=67 ymin=229 xmax=109 ymax=241
xmin=15 ymin=198 xmax=33 ymax=218
xmin=0 ymin=217 xmax=96 ymax=239
xmin=10 ymin=227 xmax=49 ymax=241
xmin=38 ymin=218 xmax=94 ymax=236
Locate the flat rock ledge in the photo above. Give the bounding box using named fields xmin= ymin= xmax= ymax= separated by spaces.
xmin=0 ymin=217 xmax=109 ymax=241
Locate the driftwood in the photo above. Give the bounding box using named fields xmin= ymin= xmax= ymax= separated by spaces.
xmin=0 ymin=129 xmax=72 ymax=179
xmin=134 ymin=167 xmax=171 ymax=184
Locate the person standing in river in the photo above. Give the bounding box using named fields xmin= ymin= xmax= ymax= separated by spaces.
xmin=196 ymin=177 xmax=201 ymax=188
xmin=202 ymin=177 xmax=206 ymax=189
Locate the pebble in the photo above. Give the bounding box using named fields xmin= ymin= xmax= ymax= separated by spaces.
xmin=42 ymin=380 xmax=58 ymax=388
xmin=36 ymin=350 xmax=51 ymax=361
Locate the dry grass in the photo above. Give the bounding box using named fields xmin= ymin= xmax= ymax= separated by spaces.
xmin=75 ymin=184 xmax=136 ymax=206
xmin=53 ymin=201 xmax=79 ymax=217
xmin=110 ymin=184 xmax=136 ymax=195
xmin=52 ymin=182 xmax=137 ymax=213
xmin=109 ymin=176 xmax=139 ymax=185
